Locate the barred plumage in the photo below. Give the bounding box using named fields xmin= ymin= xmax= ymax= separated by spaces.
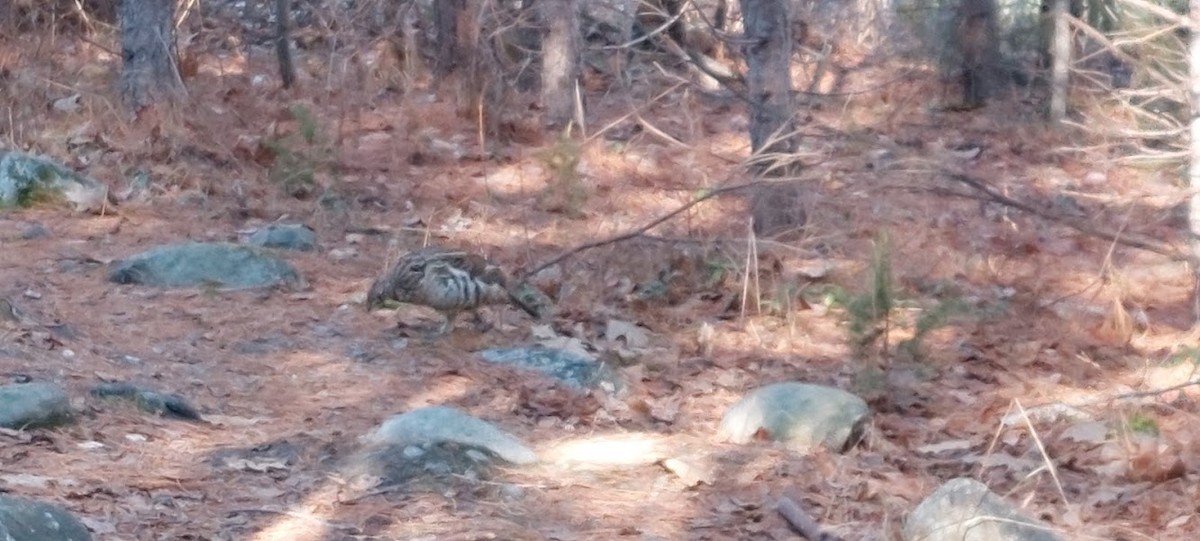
xmin=366 ymin=247 xmax=540 ymax=335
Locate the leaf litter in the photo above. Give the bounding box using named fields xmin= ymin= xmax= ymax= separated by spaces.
xmin=0 ymin=14 xmax=1197 ymax=541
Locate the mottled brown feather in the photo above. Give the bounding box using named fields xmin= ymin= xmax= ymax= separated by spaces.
xmin=366 ymin=247 xmax=540 ymax=333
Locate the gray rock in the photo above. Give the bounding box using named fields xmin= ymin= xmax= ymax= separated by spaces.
xmin=478 ymin=346 xmax=625 ymax=394
xmin=89 ymin=382 xmax=202 ymax=421
xmin=0 ymin=382 xmax=73 ymax=429
xmin=367 ymin=405 xmax=536 ymax=465
xmin=20 ymin=223 xmax=48 ymax=239
xmin=903 ymin=478 xmax=1062 ymax=541
xmin=109 ymin=242 xmax=300 ymax=288
xmin=0 ymin=151 xmax=108 ymax=212
xmin=719 ymin=382 xmax=868 ymax=453
xmin=0 ymin=495 xmax=92 ymax=541
xmin=246 ymin=223 xmax=317 ymax=251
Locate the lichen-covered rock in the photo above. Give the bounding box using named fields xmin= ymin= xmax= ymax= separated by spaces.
xmin=0 ymin=151 xmax=108 ymax=212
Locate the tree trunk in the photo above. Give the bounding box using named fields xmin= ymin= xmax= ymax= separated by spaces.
xmin=540 ymin=0 xmax=581 ymax=129
xmin=741 ymin=0 xmax=803 ymax=237
xmin=0 ymin=2 xmax=11 ymax=33
xmin=739 ymin=0 xmax=795 ymax=157
xmin=1048 ymin=0 xmax=1069 ymax=122
xmin=956 ymin=0 xmax=998 ymax=109
xmin=119 ymin=0 xmax=185 ymax=110
xmin=1189 ymin=0 xmax=1200 ymax=320
xmin=433 ymin=0 xmax=466 ymax=75
xmin=274 ymin=0 xmax=296 ymax=88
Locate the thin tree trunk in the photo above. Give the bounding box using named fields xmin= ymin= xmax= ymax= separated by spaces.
xmin=274 ymin=0 xmax=296 ymax=88
xmin=741 ymin=0 xmax=803 ymax=237
xmin=119 ymin=0 xmax=185 ymax=110
xmin=540 ymin=0 xmax=581 ymax=129
xmin=1049 ymin=0 xmax=1069 ymax=122
xmin=956 ymin=0 xmax=997 ymax=109
xmin=0 ymin=2 xmax=11 ymax=33
xmin=433 ymin=0 xmax=466 ymax=75
xmin=1188 ymin=0 xmax=1200 ymax=321
xmin=739 ymin=0 xmax=796 ymax=157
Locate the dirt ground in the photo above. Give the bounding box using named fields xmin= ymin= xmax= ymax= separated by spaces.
xmin=2 ymin=19 xmax=1200 ymax=541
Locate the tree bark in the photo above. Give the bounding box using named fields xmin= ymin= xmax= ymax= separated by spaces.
xmin=1048 ymin=0 xmax=1069 ymax=122
xmin=956 ymin=0 xmax=998 ymax=109
xmin=274 ymin=0 xmax=296 ymax=88
xmin=540 ymin=0 xmax=582 ymax=129
xmin=433 ymin=0 xmax=466 ymax=75
xmin=739 ymin=0 xmax=796 ymax=157
xmin=119 ymin=0 xmax=185 ymax=110
xmin=1189 ymin=0 xmax=1200 ymax=320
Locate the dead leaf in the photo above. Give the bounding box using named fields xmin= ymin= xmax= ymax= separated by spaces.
xmin=661 ymin=457 xmax=713 ymax=487
xmin=1166 ymin=514 xmax=1193 ymax=529
xmin=646 ymin=395 xmax=681 ymax=423
xmin=52 ymin=94 xmax=81 ymax=113
xmin=538 ymin=336 xmax=596 ymax=361
xmin=221 ymin=457 xmax=290 ymax=473
xmin=1060 ymin=421 xmax=1108 ymax=445
xmin=915 ymin=439 xmax=974 ymax=455
xmin=605 ymin=319 xmax=649 ymax=348
xmin=1127 ymin=435 xmax=1185 ymax=482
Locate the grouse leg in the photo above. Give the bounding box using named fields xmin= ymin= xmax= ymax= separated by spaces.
xmin=434 ymin=310 xmax=459 ymax=337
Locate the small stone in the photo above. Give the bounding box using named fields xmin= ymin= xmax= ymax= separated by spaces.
xmin=20 ymin=223 xmax=49 ymax=239
xmin=22 ymin=289 xmax=40 ymax=299
xmin=246 ymin=223 xmax=317 ymax=252
xmin=61 ymin=349 xmax=75 ymax=359
xmin=1083 ymin=171 xmax=1107 ymax=185
xmin=330 ymin=248 xmax=358 ymax=261
xmin=402 ymin=445 xmax=425 ymax=458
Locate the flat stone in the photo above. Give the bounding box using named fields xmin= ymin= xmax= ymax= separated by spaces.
xmin=0 ymin=382 xmax=73 ymax=429
xmin=109 ymin=242 xmax=300 ymax=288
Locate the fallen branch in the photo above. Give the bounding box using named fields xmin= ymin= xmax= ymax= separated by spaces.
xmin=938 ymin=169 xmax=1194 ymax=264
xmin=775 ymin=496 xmax=844 ymax=541
xmin=519 ymin=180 xmax=768 ymax=281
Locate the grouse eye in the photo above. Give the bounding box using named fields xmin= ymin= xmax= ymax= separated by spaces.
xmin=407 ymin=263 xmax=424 ymax=272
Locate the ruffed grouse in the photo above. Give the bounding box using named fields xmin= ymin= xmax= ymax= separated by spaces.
xmin=366 ymin=247 xmax=541 ymax=335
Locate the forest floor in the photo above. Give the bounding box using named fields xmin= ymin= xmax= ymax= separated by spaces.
xmin=1 ymin=21 xmax=1199 ymax=541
